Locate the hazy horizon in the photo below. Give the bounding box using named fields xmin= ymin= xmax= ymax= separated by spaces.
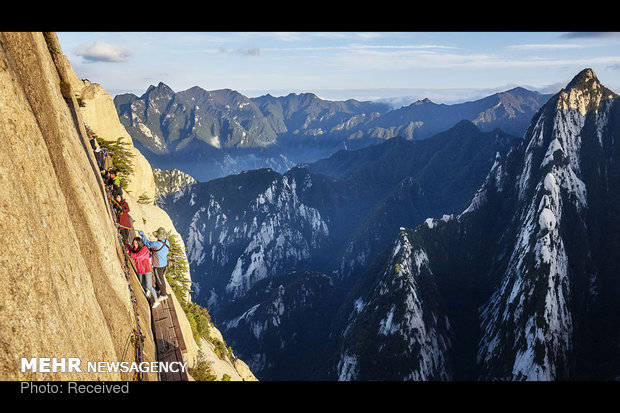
xmin=107 ymin=83 xmax=560 ymax=108
xmin=59 ymin=32 xmax=620 ymax=106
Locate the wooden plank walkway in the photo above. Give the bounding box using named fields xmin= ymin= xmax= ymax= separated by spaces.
xmin=120 ymin=239 xmax=189 ymax=382
xmin=151 ymin=292 xmax=189 ymax=381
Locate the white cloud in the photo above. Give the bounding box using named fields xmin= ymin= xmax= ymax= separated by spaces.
xmin=332 ymin=46 xmax=620 ymax=72
xmin=507 ymin=43 xmax=584 ymax=51
xmin=73 ymin=41 xmax=132 ymax=63
xmin=218 ymin=46 xmax=260 ymax=56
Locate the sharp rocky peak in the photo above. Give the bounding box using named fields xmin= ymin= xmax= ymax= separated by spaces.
xmin=143 ymin=82 xmax=175 ymax=99
xmin=565 ymin=68 xmax=599 ymax=91
xmin=556 ymin=68 xmax=617 ymax=115
xmin=414 ymin=98 xmax=434 ymax=105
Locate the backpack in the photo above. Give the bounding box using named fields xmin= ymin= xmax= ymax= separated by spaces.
xmin=150 ymin=239 xmax=169 ymax=268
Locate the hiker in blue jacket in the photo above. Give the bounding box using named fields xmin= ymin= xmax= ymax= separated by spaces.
xmin=139 ymin=227 xmax=169 ymax=301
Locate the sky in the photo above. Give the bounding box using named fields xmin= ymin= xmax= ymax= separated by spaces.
xmin=56 ymin=32 xmax=620 ymax=105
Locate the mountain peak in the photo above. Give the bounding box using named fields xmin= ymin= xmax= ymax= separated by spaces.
xmin=413 ymin=97 xmax=434 ymax=105
xmin=143 ymin=82 xmax=174 ymax=99
xmin=565 ymin=68 xmax=599 ymax=91
xmin=556 ymin=68 xmax=616 ymax=115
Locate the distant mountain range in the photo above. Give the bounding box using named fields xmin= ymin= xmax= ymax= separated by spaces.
xmin=127 ymin=69 xmax=620 ymax=382
xmin=153 ymin=69 xmax=620 ymax=381
xmin=157 ymin=119 xmax=520 ymax=379
xmin=114 ymin=84 xmax=551 ymax=182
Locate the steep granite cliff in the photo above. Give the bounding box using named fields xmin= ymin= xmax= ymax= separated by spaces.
xmin=0 ymin=31 xmax=144 ymax=381
xmin=0 ymin=32 xmax=255 ymax=382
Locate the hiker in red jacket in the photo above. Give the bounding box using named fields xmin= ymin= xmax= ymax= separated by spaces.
xmin=114 ymin=194 xmax=131 ymax=243
xmin=127 ymin=237 xmax=162 ymax=309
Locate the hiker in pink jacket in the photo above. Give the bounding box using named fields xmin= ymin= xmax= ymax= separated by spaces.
xmin=127 ymin=237 xmax=162 ymax=308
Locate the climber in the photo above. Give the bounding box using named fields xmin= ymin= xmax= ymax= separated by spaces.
xmin=101 ymin=169 xmax=110 ymax=184
xmin=112 ymin=170 xmax=123 ymax=189
xmin=108 ymin=170 xmax=123 ymax=197
xmin=89 ymin=134 xmax=98 ymax=151
xmin=114 ymin=194 xmax=132 ymax=243
xmin=107 ymin=170 xmax=116 ymax=187
xmin=89 ymin=136 xmax=103 ymax=168
xmin=102 ymin=147 xmax=113 ymax=170
xmin=127 ymin=237 xmax=163 ymax=309
xmin=139 ymin=227 xmax=169 ymax=301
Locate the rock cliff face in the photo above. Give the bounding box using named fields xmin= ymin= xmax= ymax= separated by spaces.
xmin=61 ymin=58 xmax=156 ymax=203
xmin=0 ymin=31 xmax=142 ymax=381
xmin=0 ymin=32 xmax=255 ymax=381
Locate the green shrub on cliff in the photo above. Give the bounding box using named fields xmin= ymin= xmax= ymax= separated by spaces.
xmin=86 ymin=126 xmax=134 ymax=189
xmin=164 ymin=234 xmax=213 ymax=342
xmin=164 ymin=233 xmax=192 ymax=306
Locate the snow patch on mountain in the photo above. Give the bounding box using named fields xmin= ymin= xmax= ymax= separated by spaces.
xmin=383 ymin=233 xmax=450 ymax=380
xmin=541 ymin=138 xmax=564 ymax=168
xmin=461 ymin=152 xmax=505 ymax=216
xmin=476 ymin=82 xmax=600 ymax=379
xmin=224 ymin=175 xmax=329 ymax=298
xmin=187 ymin=206 xmax=207 ymax=266
xmin=337 ymin=352 xmax=359 ymax=381
xmin=339 ymin=230 xmax=451 ymax=380
xmin=478 ymin=162 xmax=575 ymax=379
xmin=177 ymin=170 xmax=330 ymax=302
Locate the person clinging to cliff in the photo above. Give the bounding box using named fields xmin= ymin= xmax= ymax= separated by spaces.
xmin=127 ymin=237 xmax=163 ymax=309
xmin=102 ymin=146 xmax=113 ymax=170
xmin=139 ymin=227 xmax=169 ymax=301
xmin=107 ymin=169 xmax=116 ymax=187
xmin=113 ymin=194 xmax=131 ymax=243
xmin=108 ymin=170 xmax=123 ymax=197
xmin=89 ymin=136 xmax=103 ymax=168
xmin=113 ymin=170 xmax=123 ymax=189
